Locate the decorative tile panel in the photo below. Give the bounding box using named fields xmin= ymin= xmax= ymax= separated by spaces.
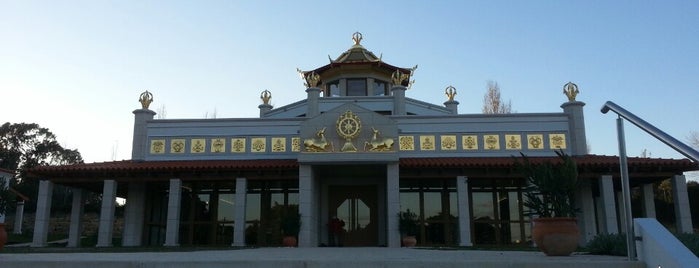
xmin=420 ymin=135 xmax=435 ymax=151
xmin=462 ymin=135 xmax=478 ymax=150
xmin=191 ymin=139 xmax=206 ymax=153
xmin=291 ymin=137 xmax=301 ymax=152
xmin=440 ymin=135 xmax=457 ymax=150
xmin=549 ymin=134 xmax=567 ymax=149
xmin=484 ymin=134 xmax=500 ymax=150
xmin=150 ymin=139 xmax=165 ymax=154
xmin=231 ymin=138 xmax=246 ymax=153
xmin=399 ymin=136 xmax=415 ymax=151
xmin=211 ymin=138 xmax=226 ymax=153
xmin=251 ymin=137 xmax=266 ymax=153
xmin=170 ymin=139 xmax=186 ymax=154
xmin=527 ymin=134 xmax=544 ymax=150
xmin=505 ymin=134 xmax=521 ymax=150
xmin=271 ymin=137 xmax=286 ymax=152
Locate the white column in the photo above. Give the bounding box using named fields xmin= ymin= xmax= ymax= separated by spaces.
xmin=31 ymin=180 xmax=53 ymax=247
xmin=96 ymin=180 xmax=117 ymax=247
xmin=575 ymin=178 xmax=597 ymax=244
xmin=641 ymin=183 xmax=656 ymax=218
xmin=164 ymin=178 xmax=182 ymax=246
xmin=232 ymin=177 xmax=247 ymax=247
xmin=671 ymin=175 xmax=693 ymax=233
xmin=456 ymin=176 xmax=472 ymax=246
xmin=122 ymin=182 xmax=146 ymax=246
xmin=386 ymin=163 xmax=401 ymax=248
xmin=67 ymin=188 xmax=85 ymax=247
xmin=298 ymin=165 xmax=317 ymax=247
xmin=599 ymin=175 xmax=619 ymax=234
xmin=13 ymin=200 xmax=24 ymax=234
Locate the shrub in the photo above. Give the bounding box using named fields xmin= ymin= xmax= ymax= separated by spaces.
xmin=585 ymin=233 xmax=627 ymax=256
xmin=675 ymin=233 xmax=699 ymax=257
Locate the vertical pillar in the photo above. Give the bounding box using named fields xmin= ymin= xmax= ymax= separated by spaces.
xmin=671 ymin=175 xmax=693 ymax=233
xmin=232 ymin=177 xmax=247 ymax=247
xmin=456 ymin=176 xmax=472 ymax=246
xmin=561 ymin=100 xmax=588 ymax=155
xmin=122 ymin=182 xmax=146 ymax=246
xmin=164 ymin=178 xmax=182 ymax=246
xmin=391 ymin=86 xmax=407 ymax=115
xmin=96 ymin=180 xmax=117 ymax=247
xmin=641 ymin=183 xmax=656 ymax=218
xmin=131 ymin=108 xmax=156 ymax=161
xmin=575 ymin=178 xmax=597 ymax=244
xmin=444 ymin=100 xmax=459 ymax=114
xmin=599 ymin=175 xmax=619 ymax=234
xmin=31 ymin=180 xmax=53 ymax=247
xmin=13 ymin=200 xmax=24 ymax=234
xmin=67 ymin=188 xmax=85 ymax=247
xmin=306 ymin=87 xmax=320 ymax=117
xmin=386 ymin=163 xmax=401 ymax=248
xmin=298 ymin=165 xmax=317 ymax=247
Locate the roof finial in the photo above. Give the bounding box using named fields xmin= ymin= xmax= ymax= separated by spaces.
xmin=352 ymin=32 xmax=363 ymax=46
xmin=260 ymin=90 xmax=272 ymax=105
xmin=563 ymin=82 xmax=579 ymax=101
xmin=391 ymin=70 xmax=409 ymax=86
xmin=445 ymin=86 xmax=457 ymax=101
xmin=139 ymin=90 xmax=153 ymax=109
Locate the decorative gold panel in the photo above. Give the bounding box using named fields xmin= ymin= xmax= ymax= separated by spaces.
xmin=291 ymin=137 xmax=301 ymax=152
xmin=170 ymin=139 xmax=186 ymax=154
xmin=549 ymin=134 xmax=567 ymax=149
xmin=484 ymin=134 xmax=500 ymax=150
xmin=211 ymin=138 xmax=226 ymax=153
xmin=231 ymin=138 xmax=246 ymax=153
xmin=420 ymin=135 xmax=435 ymax=151
xmin=191 ymin=139 xmax=206 ymax=153
xmin=505 ymin=134 xmax=522 ymax=150
xmin=150 ymin=139 xmax=165 ymax=154
xmin=527 ymin=134 xmax=544 ymax=150
xmin=399 ymin=136 xmax=414 ymax=151
xmin=440 ymin=135 xmax=457 ymax=150
xmin=462 ymin=135 xmax=478 ymax=150
xmin=272 ymin=137 xmax=286 ymax=152
xmin=251 ymin=137 xmax=266 ymax=153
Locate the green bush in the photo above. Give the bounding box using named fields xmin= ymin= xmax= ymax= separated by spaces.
xmin=585 ymin=233 xmax=627 ymax=256
xmin=675 ymin=233 xmax=699 ymax=257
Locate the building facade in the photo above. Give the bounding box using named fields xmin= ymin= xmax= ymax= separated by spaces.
xmin=29 ymin=33 xmax=696 ymax=248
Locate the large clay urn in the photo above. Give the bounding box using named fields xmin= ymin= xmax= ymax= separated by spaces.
xmin=531 ymin=218 xmax=580 ymax=256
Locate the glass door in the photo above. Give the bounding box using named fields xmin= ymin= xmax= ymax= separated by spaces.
xmin=328 ymin=185 xmax=378 ymax=246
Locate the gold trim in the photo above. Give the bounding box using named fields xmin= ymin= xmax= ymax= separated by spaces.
xmin=150 ymin=139 xmax=165 ymax=154
xmin=170 ymin=139 xmax=186 ymax=154
xmin=399 ymin=136 xmax=415 ymax=151
xmin=231 ymin=138 xmax=246 ymax=153
xmin=440 ymin=135 xmax=457 ymax=150
xmin=462 ymin=135 xmax=478 ymax=150
xmin=336 ymin=110 xmax=361 ymax=152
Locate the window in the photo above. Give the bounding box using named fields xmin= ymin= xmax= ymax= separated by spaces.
xmin=326 ymin=81 xmax=340 ymax=97
xmin=399 ymin=179 xmax=458 ymax=246
xmin=373 ymin=80 xmax=388 ymax=96
xmin=346 ymin=79 xmax=367 ymax=96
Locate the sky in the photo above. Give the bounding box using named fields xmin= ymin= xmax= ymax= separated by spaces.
xmin=1 ymin=1 xmax=698 ymax=178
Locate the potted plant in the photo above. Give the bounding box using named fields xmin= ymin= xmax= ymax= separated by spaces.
xmin=0 ymin=176 xmax=11 ymax=250
xmin=280 ymin=205 xmax=301 ymax=247
xmin=516 ymin=150 xmax=580 ymax=256
xmin=398 ymin=209 xmax=419 ymax=247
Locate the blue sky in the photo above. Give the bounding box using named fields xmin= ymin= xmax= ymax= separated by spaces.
xmin=1 ymin=1 xmax=698 ymax=171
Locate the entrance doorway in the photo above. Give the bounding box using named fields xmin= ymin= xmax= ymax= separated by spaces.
xmin=328 ymin=185 xmax=378 ymax=246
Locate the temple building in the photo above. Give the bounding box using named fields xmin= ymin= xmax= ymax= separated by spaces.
xmin=28 ymin=33 xmax=697 ymax=248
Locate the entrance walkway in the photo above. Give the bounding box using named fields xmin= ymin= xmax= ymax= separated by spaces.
xmin=0 ymin=247 xmax=643 ymax=268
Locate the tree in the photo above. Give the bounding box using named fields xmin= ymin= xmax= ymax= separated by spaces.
xmin=0 ymin=122 xmax=84 ymax=213
xmin=482 ymin=81 xmax=512 ymax=114
xmin=689 ymin=131 xmax=699 ymax=149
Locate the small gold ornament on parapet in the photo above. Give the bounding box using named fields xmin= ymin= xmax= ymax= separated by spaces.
xmin=563 ymin=82 xmax=579 ymax=101
xmin=139 ymin=91 xmax=153 ymax=109
xmin=296 ymin=69 xmax=321 ymax=88
xmin=261 ymin=90 xmax=272 ymax=105
xmin=445 ymin=85 xmax=457 ymax=101
xmin=391 ymin=70 xmax=409 ymax=86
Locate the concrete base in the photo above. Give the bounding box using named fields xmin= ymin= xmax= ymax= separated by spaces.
xmin=0 ymin=248 xmax=644 ymax=268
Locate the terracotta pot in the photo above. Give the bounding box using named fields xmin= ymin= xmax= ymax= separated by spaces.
xmin=401 ymin=236 xmax=417 ymax=247
xmin=0 ymin=223 xmax=7 ymax=251
xmin=282 ymin=236 xmax=297 ymax=247
xmin=531 ymin=217 xmax=580 ymax=256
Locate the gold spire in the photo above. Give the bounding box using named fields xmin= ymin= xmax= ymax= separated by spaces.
xmin=352 ymin=32 xmax=363 ymax=46
xmin=139 ymin=90 xmax=153 ymax=109
xmin=563 ymin=82 xmax=579 ymax=101
xmin=445 ymin=86 xmax=457 ymax=101
xmin=260 ymin=90 xmax=272 ymax=105
xmin=391 ymin=69 xmax=409 ymax=86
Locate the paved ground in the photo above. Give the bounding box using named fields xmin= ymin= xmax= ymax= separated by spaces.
xmin=0 ymin=247 xmax=644 ymax=268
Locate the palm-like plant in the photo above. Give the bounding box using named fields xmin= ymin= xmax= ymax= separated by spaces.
xmin=516 ymin=150 xmax=579 ymax=218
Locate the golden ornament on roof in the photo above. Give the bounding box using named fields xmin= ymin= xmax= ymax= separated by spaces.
xmin=139 ymin=90 xmax=153 ymax=109
xmin=260 ymin=90 xmax=272 ymax=105
xmin=563 ymin=82 xmax=579 ymax=101
xmin=352 ymin=32 xmax=363 ymax=46
xmin=391 ymin=69 xmax=409 ymax=86
xmin=445 ymin=86 xmax=457 ymax=101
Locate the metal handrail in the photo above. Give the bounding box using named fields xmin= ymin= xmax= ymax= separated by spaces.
xmin=601 ymin=101 xmax=699 ymax=162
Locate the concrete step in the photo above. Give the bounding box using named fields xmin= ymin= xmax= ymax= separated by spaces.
xmin=0 ymin=247 xmax=645 ymax=268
